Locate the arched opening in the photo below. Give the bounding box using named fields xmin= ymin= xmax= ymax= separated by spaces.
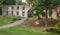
xmin=28 ymin=10 xmax=33 ymax=17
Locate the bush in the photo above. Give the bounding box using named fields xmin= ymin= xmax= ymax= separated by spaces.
xmin=46 ymin=28 xmax=57 ymax=32
xmin=12 ymin=17 xmax=21 ymax=21
xmin=56 ymin=22 xmax=60 ymax=32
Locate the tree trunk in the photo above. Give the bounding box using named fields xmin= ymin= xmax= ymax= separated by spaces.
xmin=54 ymin=6 xmax=59 ymax=18
xmin=38 ymin=15 xmax=41 ymax=19
xmin=57 ymin=12 xmax=59 ymax=18
xmin=45 ymin=9 xmax=48 ymax=31
xmin=0 ymin=7 xmax=2 ymax=15
xmin=49 ymin=9 xmax=53 ymax=19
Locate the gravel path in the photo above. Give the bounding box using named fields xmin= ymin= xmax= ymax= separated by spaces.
xmin=0 ymin=18 xmax=27 ymax=29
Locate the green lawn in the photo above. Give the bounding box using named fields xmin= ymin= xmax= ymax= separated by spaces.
xmin=0 ymin=16 xmax=60 ymax=35
xmin=0 ymin=16 xmax=20 ymax=26
xmin=0 ymin=25 xmax=60 ymax=35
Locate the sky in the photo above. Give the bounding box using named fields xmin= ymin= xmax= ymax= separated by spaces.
xmin=22 ymin=0 xmax=26 ymax=2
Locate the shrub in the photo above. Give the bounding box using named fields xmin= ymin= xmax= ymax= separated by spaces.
xmin=56 ymin=22 xmax=60 ymax=32
xmin=12 ymin=17 xmax=21 ymax=21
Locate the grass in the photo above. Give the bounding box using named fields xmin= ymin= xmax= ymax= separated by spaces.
xmin=0 ymin=16 xmax=21 ymax=26
xmin=0 ymin=25 xmax=60 ymax=35
xmin=0 ymin=17 xmax=60 ymax=35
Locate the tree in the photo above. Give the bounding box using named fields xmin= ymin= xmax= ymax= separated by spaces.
xmin=17 ymin=0 xmax=26 ymax=5
xmin=0 ymin=0 xmax=3 ymax=6
xmin=3 ymin=0 xmax=16 ymax=5
xmin=26 ymin=0 xmax=34 ymax=5
xmin=0 ymin=0 xmax=3 ymax=15
xmin=52 ymin=0 xmax=60 ymax=18
xmin=31 ymin=0 xmax=45 ymax=19
xmin=27 ymin=0 xmax=60 ymax=31
xmin=26 ymin=0 xmax=32 ymax=4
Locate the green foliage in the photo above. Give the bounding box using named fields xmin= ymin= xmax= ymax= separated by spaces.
xmin=27 ymin=0 xmax=60 ymax=19
xmin=0 ymin=7 xmax=2 ymax=15
xmin=17 ymin=0 xmax=26 ymax=5
xmin=26 ymin=0 xmax=34 ymax=5
xmin=0 ymin=0 xmax=2 ymax=15
xmin=12 ymin=17 xmax=21 ymax=21
xmin=3 ymin=0 xmax=16 ymax=5
xmin=0 ymin=0 xmax=3 ymax=6
xmin=27 ymin=0 xmax=60 ymax=30
xmin=3 ymin=0 xmax=26 ymax=5
xmin=52 ymin=0 xmax=60 ymax=7
xmin=56 ymin=22 xmax=60 ymax=32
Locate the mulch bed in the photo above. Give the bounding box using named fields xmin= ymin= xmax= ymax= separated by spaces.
xmin=41 ymin=19 xmax=60 ymax=26
xmin=23 ymin=18 xmax=60 ymax=27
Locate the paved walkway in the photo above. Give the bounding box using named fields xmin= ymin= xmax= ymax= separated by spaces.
xmin=0 ymin=18 xmax=27 ymax=29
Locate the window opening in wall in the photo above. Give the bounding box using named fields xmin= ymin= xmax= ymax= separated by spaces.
xmin=12 ymin=11 xmax=13 ymax=16
xmin=6 ymin=11 xmax=8 ymax=15
xmin=12 ymin=7 xmax=14 ymax=9
xmin=17 ymin=11 xmax=19 ymax=15
xmin=23 ymin=7 xmax=25 ymax=10
xmin=6 ymin=7 xmax=8 ymax=10
xmin=22 ymin=12 xmax=25 ymax=16
xmin=17 ymin=6 xmax=19 ymax=10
